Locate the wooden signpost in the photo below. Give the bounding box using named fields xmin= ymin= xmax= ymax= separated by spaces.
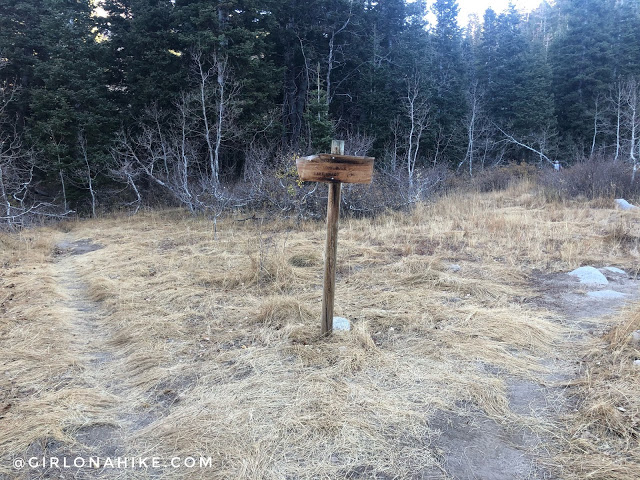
xmin=296 ymin=140 xmax=375 ymax=335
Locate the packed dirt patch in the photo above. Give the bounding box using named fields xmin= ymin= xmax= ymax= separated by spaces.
xmin=424 ymin=267 xmax=639 ymax=479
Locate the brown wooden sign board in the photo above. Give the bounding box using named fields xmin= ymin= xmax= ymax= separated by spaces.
xmin=296 ymin=141 xmax=375 ymax=335
xmin=296 ymin=154 xmax=374 ymax=184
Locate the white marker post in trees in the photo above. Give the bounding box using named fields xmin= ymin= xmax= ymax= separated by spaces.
xmin=296 ymin=140 xmax=375 ymax=335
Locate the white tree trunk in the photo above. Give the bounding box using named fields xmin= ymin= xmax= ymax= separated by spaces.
xmin=214 ymin=58 xmax=226 ymax=189
xmin=325 ymin=14 xmax=351 ymax=106
xmin=404 ymin=75 xmax=430 ymax=189
xmin=616 ymin=83 xmax=622 ymax=162
xmin=591 ymin=96 xmax=600 ymax=158
xmin=460 ymin=82 xmax=480 ymax=176
xmin=0 ymin=165 xmax=10 ymax=219
xmin=628 ymin=80 xmax=637 ymax=171
xmin=79 ymin=134 xmax=96 ymax=218
xmin=195 ymin=53 xmax=217 ymax=187
xmin=178 ymin=94 xmax=194 ymax=211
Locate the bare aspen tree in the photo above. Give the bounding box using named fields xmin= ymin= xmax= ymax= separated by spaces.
xmin=0 ymin=163 xmax=10 ymax=220
xmin=623 ymin=78 xmax=640 ymax=180
xmin=111 ymin=75 xmax=241 ymax=214
xmin=459 ymin=81 xmax=483 ymax=176
xmin=325 ymin=8 xmax=353 ymax=106
xmin=110 ymin=121 xmax=178 ymax=209
xmin=389 ymin=116 xmax=401 ymax=173
xmin=214 ymin=57 xmax=226 ymax=187
xmin=110 ymin=51 xmax=244 ymax=215
xmin=433 ymin=125 xmax=453 ymax=167
xmin=612 ymin=81 xmax=624 ymax=162
xmin=0 ymin=123 xmax=20 ymax=222
xmin=614 ymin=81 xmax=623 ymax=160
xmin=0 ymin=132 xmax=51 ymax=227
xmin=78 ymin=132 xmax=97 ymax=217
xmin=44 ymin=127 xmax=69 ymax=211
xmin=59 ymin=170 xmax=67 ymax=212
xmin=108 ymin=153 xmax=141 ymax=213
xmin=176 ymin=92 xmax=195 ymax=210
xmin=0 ymin=61 xmax=42 ymax=226
xmin=590 ymin=95 xmax=604 ymax=158
xmin=148 ymin=103 xmax=170 ymax=174
xmin=193 ymin=51 xmax=219 ymax=187
xmin=0 ymin=60 xmax=16 ymax=220
xmin=403 ymin=73 xmax=431 ymax=189
xmin=192 ymin=51 xmax=240 ymax=190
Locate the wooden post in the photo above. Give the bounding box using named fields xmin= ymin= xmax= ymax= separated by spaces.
xmin=321 ymin=140 xmax=344 ymax=335
xmin=295 ymin=140 xmax=373 ymax=336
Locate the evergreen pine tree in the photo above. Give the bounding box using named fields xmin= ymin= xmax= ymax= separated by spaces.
xmin=431 ymin=0 xmax=467 ymax=165
xmin=1 ymin=0 xmax=115 ymax=202
xmin=550 ymin=0 xmax=617 ymax=155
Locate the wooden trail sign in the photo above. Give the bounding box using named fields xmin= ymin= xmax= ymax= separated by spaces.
xmin=295 ymin=154 xmax=374 ymax=184
xmin=296 ymin=140 xmax=375 ymax=335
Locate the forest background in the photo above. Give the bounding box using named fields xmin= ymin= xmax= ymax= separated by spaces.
xmin=2 ymin=0 xmax=640 ymax=223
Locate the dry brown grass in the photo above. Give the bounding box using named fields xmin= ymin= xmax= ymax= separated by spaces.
xmin=1 ymin=181 xmax=640 ymax=478
xmin=556 ymin=306 xmax=640 ymax=479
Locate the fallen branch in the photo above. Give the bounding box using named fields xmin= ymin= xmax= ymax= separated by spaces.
xmin=495 ymin=125 xmax=555 ymax=166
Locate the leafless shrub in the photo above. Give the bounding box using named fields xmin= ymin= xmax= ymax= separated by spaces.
xmin=540 ymin=158 xmax=640 ymax=200
xmin=342 ymin=164 xmax=449 ymax=216
xmin=343 ymin=131 xmax=374 ymax=156
xmin=470 ymin=162 xmax=540 ymax=193
xmin=243 ymin=145 xmax=324 ymax=218
xmin=110 ymin=52 xmax=242 ymax=218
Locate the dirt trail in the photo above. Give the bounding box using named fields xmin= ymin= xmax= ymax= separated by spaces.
xmin=426 ymin=268 xmax=639 ymax=479
xmin=50 ymin=237 xmax=136 ymax=476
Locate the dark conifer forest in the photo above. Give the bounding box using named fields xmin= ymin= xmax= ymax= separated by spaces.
xmin=2 ymin=0 xmax=640 ymax=221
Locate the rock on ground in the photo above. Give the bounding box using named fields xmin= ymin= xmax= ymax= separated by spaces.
xmin=615 ymin=199 xmax=638 ymax=211
xmin=568 ymin=266 xmax=609 ymax=285
xmin=586 ymin=290 xmax=627 ymax=300
xmin=333 ymin=317 xmax=351 ymax=331
xmin=604 ymin=266 xmax=628 ymax=276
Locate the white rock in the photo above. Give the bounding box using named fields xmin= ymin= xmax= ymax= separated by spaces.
xmin=604 ymin=266 xmax=628 ymax=276
xmin=634 ymin=359 xmax=640 ymax=367
xmin=333 ymin=317 xmax=351 ymax=331
xmin=568 ymin=266 xmax=609 ymax=285
xmin=631 ymin=331 xmax=640 ymax=344
xmin=615 ymin=199 xmax=639 ymax=210
xmin=586 ymin=290 xmax=626 ymax=300
xmin=447 ymin=264 xmax=461 ymax=273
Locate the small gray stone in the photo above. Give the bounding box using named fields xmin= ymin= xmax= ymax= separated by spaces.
xmin=447 ymin=264 xmax=461 ymax=273
xmin=634 ymin=359 xmax=640 ymax=367
xmin=615 ymin=198 xmax=639 ymax=210
xmin=604 ymin=266 xmax=628 ymax=276
xmin=568 ymin=266 xmax=609 ymax=285
xmin=631 ymin=331 xmax=640 ymax=344
xmin=586 ymin=290 xmax=626 ymax=300
xmin=333 ymin=317 xmax=351 ymax=331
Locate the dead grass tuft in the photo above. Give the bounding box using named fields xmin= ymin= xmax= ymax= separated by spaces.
xmin=288 ymin=251 xmax=321 ymax=268
xmin=255 ymin=296 xmax=315 ymax=328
